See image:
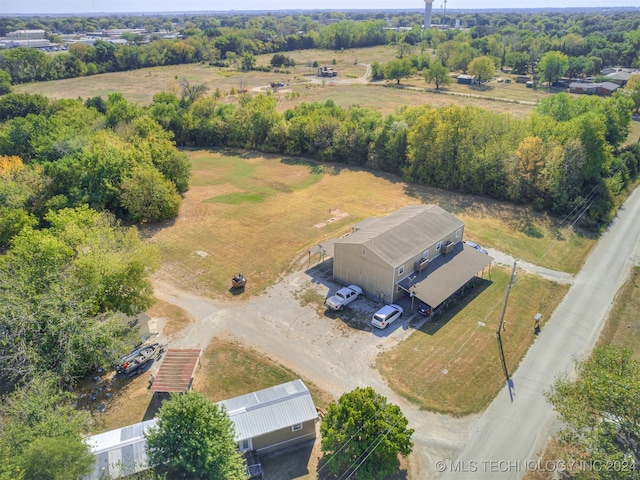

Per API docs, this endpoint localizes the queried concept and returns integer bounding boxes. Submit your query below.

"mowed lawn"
[377,267,569,416]
[144,149,594,300]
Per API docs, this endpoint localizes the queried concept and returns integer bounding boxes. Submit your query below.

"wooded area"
[0,10,639,83]
[1,8,640,478]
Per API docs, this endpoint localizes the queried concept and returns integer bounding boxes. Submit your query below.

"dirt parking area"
[150,258,479,480]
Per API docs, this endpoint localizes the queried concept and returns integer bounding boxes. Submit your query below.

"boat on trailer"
[116,343,165,376]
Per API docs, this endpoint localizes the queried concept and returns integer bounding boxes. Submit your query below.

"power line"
[334,160,631,478]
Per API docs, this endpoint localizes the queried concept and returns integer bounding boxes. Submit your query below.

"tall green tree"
[0,374,95,480]
[0,206,155,385]
[424,60,451,89]
[537,50,569,86]
[467,56,495,85]
[546,346,640,479]
[0,92,49,122]
[383,58,415,85]
[0,47,47,84]
[146,392,246,480]
[0,70,11,95]
[20,436,95,480]
[241,52,256,71]
[320,386,414,480]
[625,74,640,114]
[120,164,181,223]
[505,51,529,75]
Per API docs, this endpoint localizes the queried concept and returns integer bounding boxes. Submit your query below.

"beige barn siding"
[387,230,465,302]
[335,230,464,303]
[334,243,394,302]
[252,420,317,454]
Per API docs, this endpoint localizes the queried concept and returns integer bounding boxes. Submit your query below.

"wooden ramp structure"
[150,349,201,393]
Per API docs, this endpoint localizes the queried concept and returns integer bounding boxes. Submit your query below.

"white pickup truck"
[325,285,363,311]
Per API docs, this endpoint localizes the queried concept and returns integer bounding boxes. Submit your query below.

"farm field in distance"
[15,45,551,117]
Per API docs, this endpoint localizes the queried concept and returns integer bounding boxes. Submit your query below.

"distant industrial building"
[6,29,46,40]
[0,29,53,49]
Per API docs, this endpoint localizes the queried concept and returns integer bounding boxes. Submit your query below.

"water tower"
[424,0,434,29]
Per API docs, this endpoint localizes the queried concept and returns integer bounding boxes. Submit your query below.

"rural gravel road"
[442,185,640,479]
[152,185,640,479]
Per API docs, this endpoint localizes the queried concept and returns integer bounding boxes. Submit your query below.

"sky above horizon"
[1,0,637,15]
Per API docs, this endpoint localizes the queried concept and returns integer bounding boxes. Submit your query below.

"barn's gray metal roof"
[599,81,620,91]
[221,379,318,442]
[84,418,157,480]
[334,205,464,266]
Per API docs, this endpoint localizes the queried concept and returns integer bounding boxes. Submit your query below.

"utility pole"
[443,0,447,29]
[496,262,516,402]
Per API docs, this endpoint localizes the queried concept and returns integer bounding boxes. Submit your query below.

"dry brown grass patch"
[146,299,194,340]
[194,336,334,409]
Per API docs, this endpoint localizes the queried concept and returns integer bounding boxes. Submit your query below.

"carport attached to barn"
[397,242,492,309]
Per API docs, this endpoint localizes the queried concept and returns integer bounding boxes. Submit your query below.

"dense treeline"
[0,93,190,226]
[0,93,190,386]
[1,10,640,85]
[0,94,193,477]
[145,87,636,228]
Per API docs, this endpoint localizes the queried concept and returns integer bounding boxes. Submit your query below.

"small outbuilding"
[222,379,318,454]
[149,348,201,393]
[457,74,475,85]
[597,81,621,96]
[317,66,337,77]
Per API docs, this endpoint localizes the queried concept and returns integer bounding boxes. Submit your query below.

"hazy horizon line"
[4,5,640,16]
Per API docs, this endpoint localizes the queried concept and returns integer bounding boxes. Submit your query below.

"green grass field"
[377,267,569,416]
[139,149,590,415]
[597,266,640,358]
[196,337,333,409]
[142,149,595,300]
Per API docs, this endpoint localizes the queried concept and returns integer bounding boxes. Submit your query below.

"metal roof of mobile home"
[84,418,158,480]
[221,379,318,442]
[84,380,317,479]
[334,205,464,266]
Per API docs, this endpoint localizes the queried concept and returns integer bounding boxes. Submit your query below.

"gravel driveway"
[151,249,575,478]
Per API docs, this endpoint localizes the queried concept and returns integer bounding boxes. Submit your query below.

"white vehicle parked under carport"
[371,304,403,329]
[324,285,363,311]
